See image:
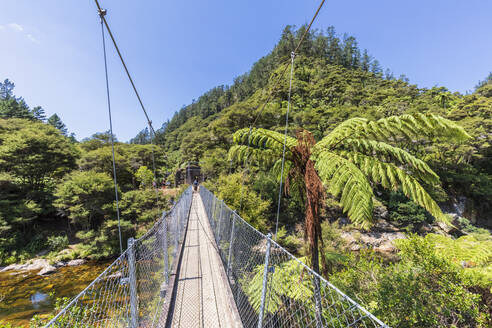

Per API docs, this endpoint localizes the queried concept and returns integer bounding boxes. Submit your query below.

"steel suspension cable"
[99,10,123,254]
[238,0,326,218]
[274,51,295,240]
[250,0,326,127]
[94,0,156,136]
[94,0,160,208]
[149,131,160,206]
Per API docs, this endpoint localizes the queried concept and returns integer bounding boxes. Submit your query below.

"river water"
[0,260,112,327]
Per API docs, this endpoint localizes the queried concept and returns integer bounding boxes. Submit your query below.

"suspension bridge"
[44,186,388,328]
[46,1,390,326]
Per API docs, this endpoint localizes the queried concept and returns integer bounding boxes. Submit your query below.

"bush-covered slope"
[149,26,491,228]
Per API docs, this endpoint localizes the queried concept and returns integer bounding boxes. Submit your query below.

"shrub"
[134,166,154,189]
[46,235,69,252]
[203,173,270,232]
[54,171,116,230]
[119,188,168,225]
[329,235,491,327]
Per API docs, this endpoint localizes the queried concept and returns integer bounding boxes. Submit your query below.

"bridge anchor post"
[257,233,272,328]
[128,237,139,328]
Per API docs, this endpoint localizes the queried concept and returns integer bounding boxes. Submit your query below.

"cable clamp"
[98,8,107,18]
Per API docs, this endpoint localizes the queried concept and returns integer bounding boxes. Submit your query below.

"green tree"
[0,79,15,99]
[80,131,117,152]
[31,106,47,122]
[0,79,34,120]
[0,119,78,189]
[119,188,167,225]
[48,113,68,136]
[200,148,229,179]
[135,165,154,189]
[204,173,270,231]
[230,113,469,273]
[54,171,116,230]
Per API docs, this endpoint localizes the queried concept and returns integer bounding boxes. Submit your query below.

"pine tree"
[48,113,68,136]
[361,49,371,72]
[31,106,46,122]
[0,79,15,100]
[371,59,383,75]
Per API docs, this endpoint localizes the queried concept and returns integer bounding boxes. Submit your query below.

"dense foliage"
[0,82,171,265]
[150,26,491,231]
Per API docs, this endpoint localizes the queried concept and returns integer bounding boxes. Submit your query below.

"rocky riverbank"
[0,259,112,327]
[0,258,87,276]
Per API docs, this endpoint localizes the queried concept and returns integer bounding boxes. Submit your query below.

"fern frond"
[313,151,374,227]
[333,139,440,185]
[316,113,470,148]
[272,158,293,183]
[228,145,279,166]
[343,152,449,223]
[425,234,492,267]
[232,128,297,155]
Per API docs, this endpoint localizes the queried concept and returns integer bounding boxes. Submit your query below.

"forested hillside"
[145,26,491,230]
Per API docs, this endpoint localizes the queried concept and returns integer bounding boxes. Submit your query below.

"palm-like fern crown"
[229,113,470,228]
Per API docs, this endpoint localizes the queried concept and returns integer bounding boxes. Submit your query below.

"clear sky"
[1,0,490,141]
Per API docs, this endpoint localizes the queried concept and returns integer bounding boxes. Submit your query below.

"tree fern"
[229,114,468,244]
[342,152,448,223]
[424,233,492,267]
[313,152,374,227]
[331,138,440,185]
[317,113,470,149]
[232,128,297,154]
[228,145,279,166]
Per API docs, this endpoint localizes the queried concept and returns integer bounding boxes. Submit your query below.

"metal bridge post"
[174,205,180,258]
[226,211,236,277]
[216,200,223,244]
[127,237,139,328]
[162,212,169,284]
[257,233,272,328]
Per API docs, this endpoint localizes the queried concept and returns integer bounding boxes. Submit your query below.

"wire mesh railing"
[44,186,193,328]
[199,186,389,328]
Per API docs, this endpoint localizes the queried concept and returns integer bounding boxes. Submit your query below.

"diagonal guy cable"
[98,9,123,254]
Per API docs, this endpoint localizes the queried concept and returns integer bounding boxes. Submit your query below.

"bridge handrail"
[43,186,193,328]
[199,186,389,328]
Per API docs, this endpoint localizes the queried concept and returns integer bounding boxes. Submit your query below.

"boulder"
[38,264,57,276]
[0,259,51,273]
[372,219,400,232]
[67,259,86,267]
[340,230,406,254]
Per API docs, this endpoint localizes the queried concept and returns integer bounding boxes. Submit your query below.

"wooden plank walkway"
[169,192,242,328]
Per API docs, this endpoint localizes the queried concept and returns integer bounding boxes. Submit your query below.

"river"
[0,260,112,327]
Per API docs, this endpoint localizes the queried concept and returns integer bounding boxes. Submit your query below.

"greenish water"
[0,260,112,327]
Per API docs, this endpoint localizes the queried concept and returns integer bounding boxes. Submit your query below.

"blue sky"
[0,0,490,141]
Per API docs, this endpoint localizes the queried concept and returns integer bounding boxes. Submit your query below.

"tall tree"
[0,79,34,120]
[48,113,68,136]
[0,120,78,189]
[326,26,342,65]
[361,49,372,72]
[31,106,47,122]
[0,79,15,100]
[230,113,469,274]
